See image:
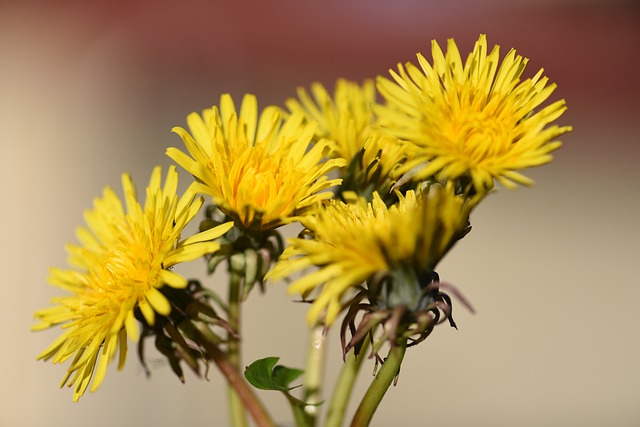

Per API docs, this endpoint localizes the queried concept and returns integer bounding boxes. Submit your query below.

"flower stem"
[289,395,315,427]
[349,343,407,427]
[228,259,248,427]
[323,339,371,427]
[194,327,276,427]
[302,324,327,427]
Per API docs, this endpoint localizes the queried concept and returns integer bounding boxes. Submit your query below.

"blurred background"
[2,0,639,426]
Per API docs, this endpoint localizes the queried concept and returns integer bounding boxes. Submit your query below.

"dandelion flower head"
[267,185,472,326]
[376,34,572,192]
[287,79,408,200]
[168,94,345,231]
[286,79,379,162]
[32,166,233,401]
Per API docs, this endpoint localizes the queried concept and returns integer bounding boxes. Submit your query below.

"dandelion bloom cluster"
[167,94,345,231]
[376,34,572,192]
[33,166,233,401]
[267,185,473,326]
[33,33,572,408]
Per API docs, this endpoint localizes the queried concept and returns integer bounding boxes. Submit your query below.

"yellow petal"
[146,287,171,316]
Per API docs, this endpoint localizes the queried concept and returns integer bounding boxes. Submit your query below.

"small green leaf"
[244,357,304,392]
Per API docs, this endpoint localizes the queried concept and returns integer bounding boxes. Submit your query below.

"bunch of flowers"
[33,35,571,427]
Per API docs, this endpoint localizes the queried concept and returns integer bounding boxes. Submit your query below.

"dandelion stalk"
[302,324,327,426]
[323,339,371,427]
[349,342,406,427]
[228,255,249,427]
[186,321,275,427]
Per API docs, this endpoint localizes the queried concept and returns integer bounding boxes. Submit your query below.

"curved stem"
[302,324,327,426]
[323,339,371,427]
[228,262,248,427]
[196,328,276,427]
[349,343,407,427]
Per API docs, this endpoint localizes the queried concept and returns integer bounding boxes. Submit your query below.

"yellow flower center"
[217,144,308,227]
[443,107,514,163]
[87,214,166,307]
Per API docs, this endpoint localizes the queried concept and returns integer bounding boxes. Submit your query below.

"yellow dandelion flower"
[339,131,408,203]
[167,94,345,231]
[286,79,377,161]
[287,79,408,201]
[267,185,472,326]
[376,34,572,192]
[32,166,233,401]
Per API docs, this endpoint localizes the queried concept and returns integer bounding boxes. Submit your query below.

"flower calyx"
[136,280,234,383]
[340,270,474,363]
[201,204,285,300]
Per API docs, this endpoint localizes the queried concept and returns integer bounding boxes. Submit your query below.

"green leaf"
[244,357,304,392]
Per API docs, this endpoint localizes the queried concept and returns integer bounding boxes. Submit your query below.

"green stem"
[323,339,371,427]
[301,324,327,426]
[194,327,276,427]
[289,395,315,427]
[228,259,248,427]
[349,343,407,427]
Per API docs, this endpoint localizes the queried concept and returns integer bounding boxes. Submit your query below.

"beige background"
[2,1,639,426]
